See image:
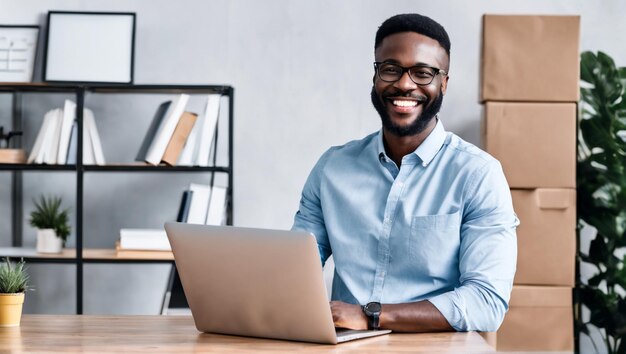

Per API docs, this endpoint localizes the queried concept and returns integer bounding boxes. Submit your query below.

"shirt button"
[422,162,428,167]
[397,182,404,187]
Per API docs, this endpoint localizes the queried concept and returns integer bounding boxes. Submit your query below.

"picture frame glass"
[0,26,39,82]
[45,12,135,83]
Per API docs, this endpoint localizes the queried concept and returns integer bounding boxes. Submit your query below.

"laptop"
[164,222,391,344]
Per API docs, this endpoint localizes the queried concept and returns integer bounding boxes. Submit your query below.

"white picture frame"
[44,11,136,84]
[0,25,39,82]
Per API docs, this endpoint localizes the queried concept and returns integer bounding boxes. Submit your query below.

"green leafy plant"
[29,195,71,245]
[0,258,29,294]
[578,51,626,354]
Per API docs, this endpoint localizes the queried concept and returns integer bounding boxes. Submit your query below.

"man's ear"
[441,75,449,95]
[373,73,376,85]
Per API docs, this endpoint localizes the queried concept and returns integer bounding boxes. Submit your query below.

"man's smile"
[385,96,427,114]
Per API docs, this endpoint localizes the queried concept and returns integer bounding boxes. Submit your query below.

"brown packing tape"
[536,188,574,210]
[481,15,580,102]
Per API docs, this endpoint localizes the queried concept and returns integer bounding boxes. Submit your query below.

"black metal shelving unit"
[1,83,234,314]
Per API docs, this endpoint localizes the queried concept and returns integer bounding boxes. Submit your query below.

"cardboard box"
[485,102,576,188]
[481,15,580,102]
[481,286,574,351]
[512,189,576,286]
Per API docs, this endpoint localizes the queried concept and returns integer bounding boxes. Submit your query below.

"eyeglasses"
[374,62,447,86]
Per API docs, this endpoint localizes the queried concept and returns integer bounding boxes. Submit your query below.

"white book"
[45,108,64,164]
[84,109,105,165]
[82,116,95,165]
[28,109,56,164]
[119,228,170,251]
[186,183,211,224]
[195,94,221,167]
[206,186,227,225]
[56,99,76,164]
[144,94,190,165]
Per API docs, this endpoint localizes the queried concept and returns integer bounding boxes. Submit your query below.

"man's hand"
[330,301,368,330]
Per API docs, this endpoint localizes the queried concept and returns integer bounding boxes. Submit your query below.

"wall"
[1,0,625,351]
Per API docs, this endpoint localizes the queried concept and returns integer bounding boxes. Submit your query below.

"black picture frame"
[43,11,137,85]
[0,25,40,82]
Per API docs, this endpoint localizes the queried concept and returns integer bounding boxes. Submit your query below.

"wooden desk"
[0,315,495,353]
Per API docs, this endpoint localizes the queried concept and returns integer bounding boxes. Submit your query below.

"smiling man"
[292,14,518,333]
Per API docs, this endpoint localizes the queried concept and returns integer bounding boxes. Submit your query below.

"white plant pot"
[36,229,63,254]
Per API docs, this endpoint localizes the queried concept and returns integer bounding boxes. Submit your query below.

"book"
[195,94,221,167]
[82,115,95,165]
[65,120,78,164]
[186,183,211,224]
[84,109,105,165]
[177,118,199,166]
[115,241,173,259]
[176,190,193,223]
[44,108,63,164]
[161,111,198,166]
[206,186,227,225]
[56,99,76,164]
[144,94,190,165]
[136,101,172,162]
[119,228,171,251]
[28,109,57,164]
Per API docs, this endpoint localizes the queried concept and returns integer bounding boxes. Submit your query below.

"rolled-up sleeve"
[292,148,335,266]
[428,159,518,332]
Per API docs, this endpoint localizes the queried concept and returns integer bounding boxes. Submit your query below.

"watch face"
[365,302,382,314]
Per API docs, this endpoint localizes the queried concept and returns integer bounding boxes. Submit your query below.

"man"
[292,14,518,332]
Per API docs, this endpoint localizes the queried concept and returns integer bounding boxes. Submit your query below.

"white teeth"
[392,100,418,107]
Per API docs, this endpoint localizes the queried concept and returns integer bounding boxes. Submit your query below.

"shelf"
[0,164,230,173]
[88,84,232,95]
[0,247,76,263]
[83,248,174,263]
[0,164,76,171]
[83,164,230,173]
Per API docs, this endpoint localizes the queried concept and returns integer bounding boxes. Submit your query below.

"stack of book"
[27,99,105,165]
[136,94,221,166]
[116,229,173,259]
[115,183,227,257]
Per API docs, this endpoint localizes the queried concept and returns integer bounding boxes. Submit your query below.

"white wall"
[2,0,625,351]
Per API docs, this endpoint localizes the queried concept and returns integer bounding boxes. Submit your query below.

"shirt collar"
[376,118,447,166]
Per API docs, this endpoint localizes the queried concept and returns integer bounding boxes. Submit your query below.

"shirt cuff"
[428,291,468,331]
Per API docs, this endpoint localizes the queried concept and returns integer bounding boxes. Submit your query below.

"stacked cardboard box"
[481,14,580,352]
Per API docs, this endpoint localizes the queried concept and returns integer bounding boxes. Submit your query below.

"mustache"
[382,91,428,103]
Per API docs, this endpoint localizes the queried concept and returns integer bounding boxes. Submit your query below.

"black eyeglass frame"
[373,62,448,86]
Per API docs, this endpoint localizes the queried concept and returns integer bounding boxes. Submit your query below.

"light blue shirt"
[292,120,518,332]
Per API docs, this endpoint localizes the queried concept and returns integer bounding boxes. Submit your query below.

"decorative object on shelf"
[0,25,39,82]
[43,11,136,84]
[29,195,71,254]
[0,126,25,163]
[577,51,626,354]
[0,258,29,327]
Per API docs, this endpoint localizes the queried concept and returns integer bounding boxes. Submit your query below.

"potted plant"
[577,51,626,354]
[29,195,71,254]
[0,258,29,327]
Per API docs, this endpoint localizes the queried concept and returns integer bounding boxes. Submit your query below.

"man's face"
[371,32,449,137]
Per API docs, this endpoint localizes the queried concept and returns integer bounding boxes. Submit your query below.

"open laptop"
[164,222,391,344]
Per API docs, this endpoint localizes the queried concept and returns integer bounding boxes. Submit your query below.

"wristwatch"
[362,302,382,330]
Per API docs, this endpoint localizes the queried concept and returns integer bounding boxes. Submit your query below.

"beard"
[370,87,444,137]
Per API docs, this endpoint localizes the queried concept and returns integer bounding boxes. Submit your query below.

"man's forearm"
[379,300,454,332]
[331,300,454,332]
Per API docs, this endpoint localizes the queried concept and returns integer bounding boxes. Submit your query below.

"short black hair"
[375,14,451,57]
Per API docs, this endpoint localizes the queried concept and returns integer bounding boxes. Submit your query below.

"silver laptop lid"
[164,222,339,344]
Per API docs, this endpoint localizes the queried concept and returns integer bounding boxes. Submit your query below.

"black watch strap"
[368,312,380,330]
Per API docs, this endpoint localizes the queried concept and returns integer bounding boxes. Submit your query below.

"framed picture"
[0,25,40,82]
[43,11,136,84]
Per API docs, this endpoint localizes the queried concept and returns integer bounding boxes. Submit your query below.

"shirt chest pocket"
[409,212,461,276]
